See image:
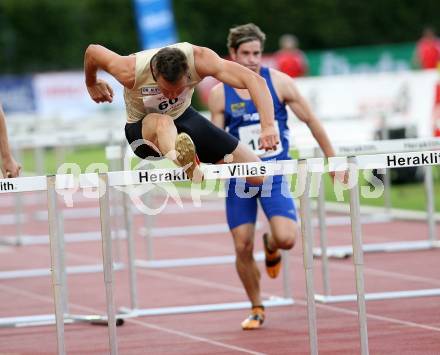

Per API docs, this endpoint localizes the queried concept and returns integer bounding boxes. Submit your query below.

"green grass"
[19,146,440,212]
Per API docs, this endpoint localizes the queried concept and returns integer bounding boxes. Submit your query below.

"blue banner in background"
[0,76,36,114]
[133,0,177,50]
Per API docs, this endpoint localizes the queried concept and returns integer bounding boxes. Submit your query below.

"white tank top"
[123,42,201,123]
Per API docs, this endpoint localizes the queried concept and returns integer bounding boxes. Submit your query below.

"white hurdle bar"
[305,137,440,260]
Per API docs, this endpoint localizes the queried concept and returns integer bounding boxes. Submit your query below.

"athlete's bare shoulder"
[191,45,224,79]
[268,67,298,102]
[268,67,292,87]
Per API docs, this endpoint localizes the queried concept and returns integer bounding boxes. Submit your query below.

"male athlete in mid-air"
[84,41,279,183]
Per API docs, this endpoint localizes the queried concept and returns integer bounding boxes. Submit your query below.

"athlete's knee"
[274,229,297,250]
[234,237,254,258]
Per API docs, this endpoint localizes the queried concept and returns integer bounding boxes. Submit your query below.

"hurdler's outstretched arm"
[193,45,279,151]
[84,44,135,103]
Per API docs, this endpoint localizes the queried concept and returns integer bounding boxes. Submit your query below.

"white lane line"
[0,283,267,355]
[310,300,440,333]
[320,258,440,286]
[126,317,267,355]
[135,266,440,333]
[2,243,440,339]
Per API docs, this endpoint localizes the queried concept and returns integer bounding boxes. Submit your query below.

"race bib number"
[238,124,282,158]
[142,88,189,115]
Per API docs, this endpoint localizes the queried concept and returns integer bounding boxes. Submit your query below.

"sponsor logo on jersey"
[141,87,161,96]
[243,112,260,122]
[230,102,246,117]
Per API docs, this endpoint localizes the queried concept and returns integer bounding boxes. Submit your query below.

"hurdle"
[303,137,440,260]
[109,159,315,318]
[3,155,383,354]
[0,174,124,355]
[0,129,124,247]
[315,150,440,305]
[86,158,327,354]
[0,146,127,281]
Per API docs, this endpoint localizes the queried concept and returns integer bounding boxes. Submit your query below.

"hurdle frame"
[304,137,440,261]
[315,151,440,305]
[113,160,307,318]
[0,174,124,355]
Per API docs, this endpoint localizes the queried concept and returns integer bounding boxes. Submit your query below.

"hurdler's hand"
[1,156,21,178]
[87,79,114,103]
[259,126,280,151]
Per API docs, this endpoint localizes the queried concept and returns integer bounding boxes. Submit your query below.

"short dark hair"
[151,47,189,83]
[227,23,266,51]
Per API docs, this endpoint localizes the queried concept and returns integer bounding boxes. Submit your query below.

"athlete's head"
[227,23,266,72]
[151,47,190,98]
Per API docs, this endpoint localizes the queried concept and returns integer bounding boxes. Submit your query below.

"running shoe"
[175,133,203,182]
[241,305,265,330]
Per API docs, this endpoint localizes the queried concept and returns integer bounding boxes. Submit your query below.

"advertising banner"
[290,69,438,146]
[133,0,177,49]
[33,71,125,119]
[0,75,36,113]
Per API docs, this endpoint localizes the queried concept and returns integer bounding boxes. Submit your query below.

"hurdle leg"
[123,190,139,310]
[11,148,24,246]
[56,212,69,314]
[424,165,436,243]
[98,173,119,355]
[298,160,318,355]
[47,176,66,355]
[106,145,124,264]
[348,157,369,355]
[317,177,331,296]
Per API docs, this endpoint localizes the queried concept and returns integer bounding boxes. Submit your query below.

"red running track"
[0,192,439,354]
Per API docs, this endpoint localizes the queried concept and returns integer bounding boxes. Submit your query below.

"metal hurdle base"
[118,296,294,318]
[135,251,265,269]
[315,288,440,303]
[313,240,440,259]
[0,313,126,328]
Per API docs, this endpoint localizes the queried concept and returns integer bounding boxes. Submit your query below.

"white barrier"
[3,150,440,354]
[0,175,124,355]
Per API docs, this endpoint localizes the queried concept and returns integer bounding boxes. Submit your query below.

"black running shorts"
[124,106,239,164]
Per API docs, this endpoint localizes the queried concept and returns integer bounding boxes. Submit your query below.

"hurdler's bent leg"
[141,113,202,180]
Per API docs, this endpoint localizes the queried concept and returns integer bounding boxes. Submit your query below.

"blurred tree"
[0,0,138,73]
[0,0,439,73]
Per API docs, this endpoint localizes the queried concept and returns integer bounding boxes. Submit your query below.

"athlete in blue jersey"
[209,23,335,330]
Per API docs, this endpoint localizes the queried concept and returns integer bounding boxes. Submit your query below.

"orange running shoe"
[175,133,203,182]
[263,233,282,279]
[241,305,265,330]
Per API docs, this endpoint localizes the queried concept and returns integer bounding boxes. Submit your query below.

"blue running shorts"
[225,174,297,230]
